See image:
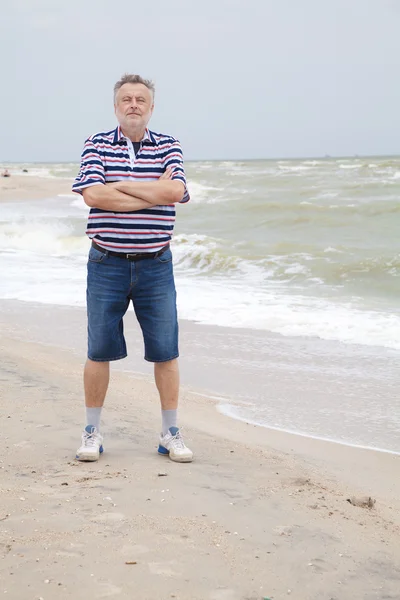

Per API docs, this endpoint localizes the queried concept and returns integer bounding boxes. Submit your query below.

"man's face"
[114,83,154,133]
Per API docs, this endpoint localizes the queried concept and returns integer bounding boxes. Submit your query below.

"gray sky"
[1,0,399,161]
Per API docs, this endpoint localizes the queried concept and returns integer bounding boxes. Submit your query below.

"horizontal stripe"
[87,219,174,233]
[88,236,170,251]
[87,227,173,234]
[89,206,175,215]
[87,218,175,225]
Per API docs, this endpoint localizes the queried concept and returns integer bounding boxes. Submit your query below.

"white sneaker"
[158,427,193,463]
[76,425,104,462]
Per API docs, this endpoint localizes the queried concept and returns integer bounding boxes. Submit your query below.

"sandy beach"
[1,177,400,600]
[0,174,74,202]
[1,333,400,600]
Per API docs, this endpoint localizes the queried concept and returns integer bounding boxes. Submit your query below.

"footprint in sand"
[308,557,332,573]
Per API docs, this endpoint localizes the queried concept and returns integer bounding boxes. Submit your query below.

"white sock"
[162,409,177,435]
[86,407,102,431]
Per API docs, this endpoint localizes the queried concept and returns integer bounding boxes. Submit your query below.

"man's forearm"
[82,185,153,212]
[110,180,184,205]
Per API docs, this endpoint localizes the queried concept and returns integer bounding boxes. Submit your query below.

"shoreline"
[218,403,400,457]
[1,297,398,456]
[1,299,400,508]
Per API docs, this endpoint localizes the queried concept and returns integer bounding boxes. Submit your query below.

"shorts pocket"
[88,246,107,263]
[156,249,173,264]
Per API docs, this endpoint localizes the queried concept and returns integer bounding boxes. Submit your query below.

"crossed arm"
[82,168,185,211]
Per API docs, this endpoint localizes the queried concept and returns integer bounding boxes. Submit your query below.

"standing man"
[72,74,193,463]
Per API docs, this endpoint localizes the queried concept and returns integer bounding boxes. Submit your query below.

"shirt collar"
[112,126,156,145]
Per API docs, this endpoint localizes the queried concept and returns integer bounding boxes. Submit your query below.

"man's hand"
[159,167,174,180]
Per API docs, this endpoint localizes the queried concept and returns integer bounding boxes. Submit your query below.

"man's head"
[114,74,155,141]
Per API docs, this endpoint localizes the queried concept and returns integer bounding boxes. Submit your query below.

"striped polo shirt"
[72,126,190,252]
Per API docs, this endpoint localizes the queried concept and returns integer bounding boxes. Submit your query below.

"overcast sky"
[1,0,399,162]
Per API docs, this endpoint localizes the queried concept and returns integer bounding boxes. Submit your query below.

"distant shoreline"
[1,154,400,165]
[0,174,74,202]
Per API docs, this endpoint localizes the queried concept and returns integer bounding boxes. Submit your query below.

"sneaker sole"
[75,453,99,462]
[169,454,193,463]
[158,446,193,463]
[76,446,104,462]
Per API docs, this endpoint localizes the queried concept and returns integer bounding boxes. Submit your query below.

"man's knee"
[154,358,179,370]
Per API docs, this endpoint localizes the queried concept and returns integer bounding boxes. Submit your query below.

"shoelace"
[83,431,99,447]
[169,430,186,450]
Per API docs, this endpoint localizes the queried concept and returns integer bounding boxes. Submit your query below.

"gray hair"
[113,74,155,102]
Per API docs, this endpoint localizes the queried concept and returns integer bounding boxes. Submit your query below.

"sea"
[1,157,399,453]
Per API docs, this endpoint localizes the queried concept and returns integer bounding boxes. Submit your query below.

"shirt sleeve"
[164,140,190,204]
[72,138,106,195]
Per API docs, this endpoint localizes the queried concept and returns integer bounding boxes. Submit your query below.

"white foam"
[324,247,343,253]
[278,165,312,173]
[70,196,88,211]
[0,253,87,307]
[175,276,400,350]
[0,220,88,256]
[314,192,339,199]
[186,181,226,204]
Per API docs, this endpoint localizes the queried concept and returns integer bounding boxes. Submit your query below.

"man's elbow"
[82,186,102,207]
[169,182,185,204]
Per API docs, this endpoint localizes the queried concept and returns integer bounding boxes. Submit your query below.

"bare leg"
[154,358,179,410]
[76,360,109,460]
[155,359,192,461]
[84,359,110,407]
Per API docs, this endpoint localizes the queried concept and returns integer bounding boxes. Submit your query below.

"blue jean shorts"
[86,245,179,363]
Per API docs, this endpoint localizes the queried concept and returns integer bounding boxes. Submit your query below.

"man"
[72,73,193,463]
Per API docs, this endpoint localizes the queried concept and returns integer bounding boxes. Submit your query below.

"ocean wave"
[0,219,88,256]
[186,181,226,204]
[173,235,400,284]
[278,165,313,173]
[173,234,249,274]
[2,157,400,352]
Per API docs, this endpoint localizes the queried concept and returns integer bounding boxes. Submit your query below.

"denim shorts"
[86,245,179,363]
